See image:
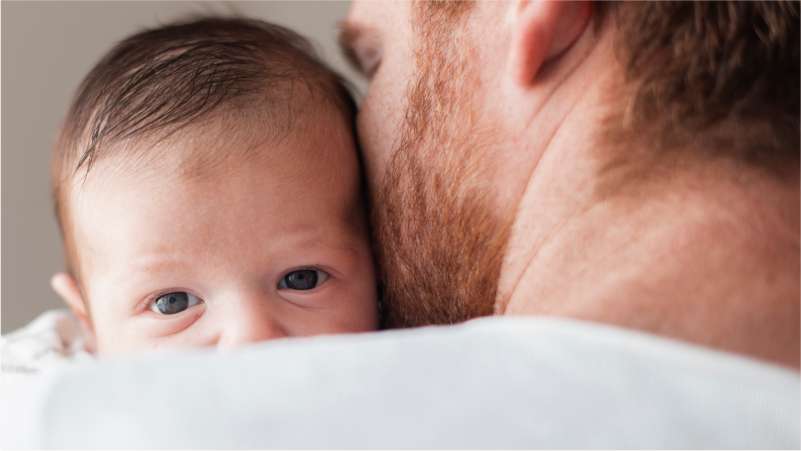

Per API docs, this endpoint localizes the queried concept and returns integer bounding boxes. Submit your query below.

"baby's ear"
[50,272,96,352]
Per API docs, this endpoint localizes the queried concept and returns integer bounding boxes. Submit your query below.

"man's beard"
[371,31,511,328]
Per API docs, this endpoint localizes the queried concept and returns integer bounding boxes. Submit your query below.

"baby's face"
[67,112,378,355]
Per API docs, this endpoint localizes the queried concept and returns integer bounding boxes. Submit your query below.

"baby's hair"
[52,16,356,277]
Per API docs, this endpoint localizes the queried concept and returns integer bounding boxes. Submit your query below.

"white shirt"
[2,313,798,448]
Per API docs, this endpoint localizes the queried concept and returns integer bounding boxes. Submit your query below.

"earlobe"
[51,272,96,351]
[509,0,592,86]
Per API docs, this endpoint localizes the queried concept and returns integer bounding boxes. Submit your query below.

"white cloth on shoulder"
[1,310,93,383]
[1,314,798,448]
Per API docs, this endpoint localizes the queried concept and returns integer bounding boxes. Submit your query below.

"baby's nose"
[216,295,289,348]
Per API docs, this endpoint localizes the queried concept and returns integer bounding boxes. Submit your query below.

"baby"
[42,16,378,356]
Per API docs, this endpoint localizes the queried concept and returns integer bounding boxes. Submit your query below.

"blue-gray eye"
[150,292,202,315]
[278,269,329,290]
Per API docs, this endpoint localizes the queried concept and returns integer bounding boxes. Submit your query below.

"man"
[340,0,799,367]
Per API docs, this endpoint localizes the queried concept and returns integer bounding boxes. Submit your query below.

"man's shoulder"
[6,316,798,448]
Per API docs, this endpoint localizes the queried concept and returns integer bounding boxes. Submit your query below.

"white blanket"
[2,315,798,448]
[1,310,91,382]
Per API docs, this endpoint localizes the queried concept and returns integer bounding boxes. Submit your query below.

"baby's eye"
[149,292,202,315]
[278,269,329,291]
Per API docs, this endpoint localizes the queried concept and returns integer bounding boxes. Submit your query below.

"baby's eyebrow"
[129,253,193,273]
[103,253,196,309]
[284,229,364,257]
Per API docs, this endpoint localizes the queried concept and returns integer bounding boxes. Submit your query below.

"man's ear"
[51,272,96,351]
[508,0,592,86]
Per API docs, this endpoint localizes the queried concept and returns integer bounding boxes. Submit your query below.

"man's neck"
[498,99,800,367]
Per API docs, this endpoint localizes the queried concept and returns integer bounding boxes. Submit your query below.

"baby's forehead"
[52,17,361,278]
[68,107,363,271]
[83,97,355,182]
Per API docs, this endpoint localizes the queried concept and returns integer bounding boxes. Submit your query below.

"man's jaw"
[492,28,618,316]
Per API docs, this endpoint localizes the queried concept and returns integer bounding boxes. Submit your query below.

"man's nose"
[216,294,288,349]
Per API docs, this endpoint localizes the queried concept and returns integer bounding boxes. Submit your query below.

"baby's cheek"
[137,305,206,337]
[331,277,380,332]
[353,282,381,331]
[351,251,380,330]
[93,306,212,356]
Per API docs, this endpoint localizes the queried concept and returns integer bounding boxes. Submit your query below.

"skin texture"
[52,106,378,355]
[342,1,799,367]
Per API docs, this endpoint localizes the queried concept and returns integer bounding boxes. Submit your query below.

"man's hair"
[52,16,355,276]
[603,1,799,173]
[422,1,799,173]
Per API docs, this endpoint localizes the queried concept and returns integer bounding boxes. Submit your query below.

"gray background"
[1,1,360,332]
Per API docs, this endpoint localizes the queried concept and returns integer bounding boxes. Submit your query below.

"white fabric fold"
[2,315,798,448]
